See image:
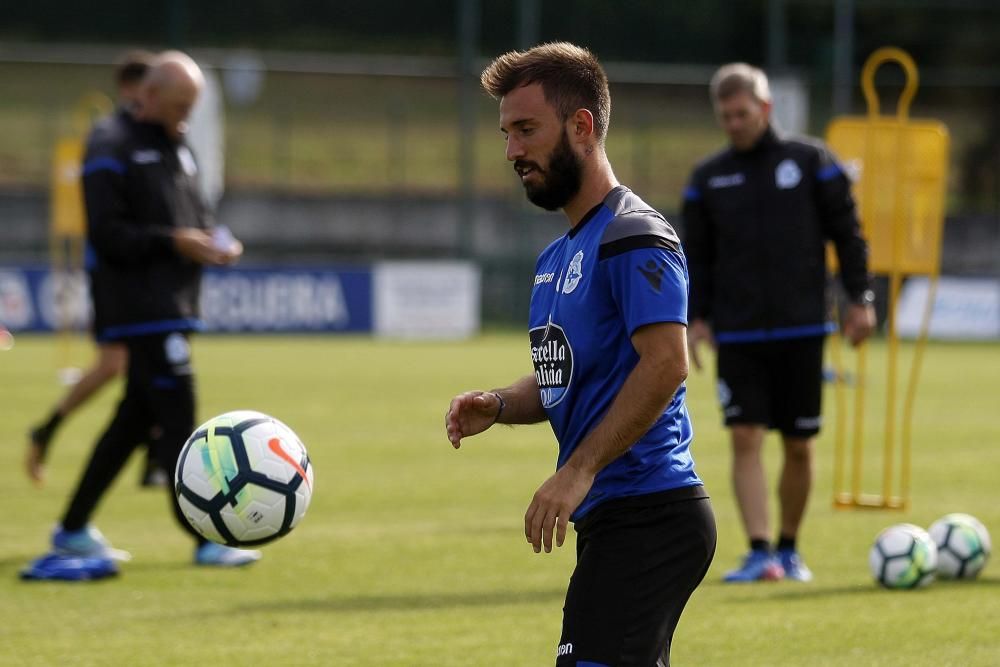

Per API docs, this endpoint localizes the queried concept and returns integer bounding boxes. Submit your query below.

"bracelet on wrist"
[489,391,506,425]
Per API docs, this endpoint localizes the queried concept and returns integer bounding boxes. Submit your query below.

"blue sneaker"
[195,542,262,567]
[21,552,119,581]
[52,525,132,562]
[777,548,814,582]
[723,550,785,582]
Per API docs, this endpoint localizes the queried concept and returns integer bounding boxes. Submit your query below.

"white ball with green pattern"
[175,410,314,547]
[869,523,938,589]
[928,513,991,580]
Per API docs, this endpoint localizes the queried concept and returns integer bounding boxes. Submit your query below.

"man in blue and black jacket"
[36,51,259,572]
[682,62,875,583]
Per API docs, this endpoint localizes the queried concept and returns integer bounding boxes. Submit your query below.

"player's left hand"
[524,465,594,554]
[843,303,876,346]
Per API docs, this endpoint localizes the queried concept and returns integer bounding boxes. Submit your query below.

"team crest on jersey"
[529,321,574,408]
[775,159,802,189]
[562,251,584,294]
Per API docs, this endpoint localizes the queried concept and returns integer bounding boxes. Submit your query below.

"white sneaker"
[194,542,262,567]
[52,524,132,562]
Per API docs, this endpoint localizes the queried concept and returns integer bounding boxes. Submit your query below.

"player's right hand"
[173,228,243,266]
[687,318,715,371]
[445,391,502,449]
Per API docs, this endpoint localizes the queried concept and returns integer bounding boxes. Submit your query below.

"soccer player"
[682,63,875,583]
[26,51,259,575]
[26,50,169,490]
[445,43,716,667]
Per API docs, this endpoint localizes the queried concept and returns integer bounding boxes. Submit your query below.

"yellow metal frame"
[828,48,948,510]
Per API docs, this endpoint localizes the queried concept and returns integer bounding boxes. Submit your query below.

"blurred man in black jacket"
[683,62,875,583]
[41,51,259,570]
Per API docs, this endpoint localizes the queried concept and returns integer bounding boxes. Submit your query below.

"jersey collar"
[567,185,627,239]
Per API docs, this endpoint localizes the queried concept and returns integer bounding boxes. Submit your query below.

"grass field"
[1,333,999,666]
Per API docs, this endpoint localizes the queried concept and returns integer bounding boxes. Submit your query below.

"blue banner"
[0,265,373,334]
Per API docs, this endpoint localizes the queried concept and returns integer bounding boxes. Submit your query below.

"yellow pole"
[830,323,848,506]
[50,92,112,374]
[870,49,917,508]
[900,277,936,508]
[850,341,867,501]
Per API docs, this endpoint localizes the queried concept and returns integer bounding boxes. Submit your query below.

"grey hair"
[710,63,771,104]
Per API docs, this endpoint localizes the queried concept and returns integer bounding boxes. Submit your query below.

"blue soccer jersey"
[528,186,703,520]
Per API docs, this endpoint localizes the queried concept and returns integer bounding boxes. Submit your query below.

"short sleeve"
[603,246,689,337]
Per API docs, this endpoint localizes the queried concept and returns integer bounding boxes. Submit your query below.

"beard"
[516,130,583,211]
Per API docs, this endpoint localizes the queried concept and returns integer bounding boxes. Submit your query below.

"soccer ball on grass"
[869,523,937,589]
[175,410,314,546]
[928,513,991,580]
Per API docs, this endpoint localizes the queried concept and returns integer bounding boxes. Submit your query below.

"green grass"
[1,333,999,666]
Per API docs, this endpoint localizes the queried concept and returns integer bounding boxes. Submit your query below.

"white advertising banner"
[896,276,1000,340]
[373,261,481,339]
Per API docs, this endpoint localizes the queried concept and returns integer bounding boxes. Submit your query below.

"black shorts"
[557,486,716,667]
[716,336,825,437]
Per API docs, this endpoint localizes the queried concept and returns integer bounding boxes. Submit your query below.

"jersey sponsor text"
[708,173,745,189]
[534,272,555,286]
[529,323,573,408]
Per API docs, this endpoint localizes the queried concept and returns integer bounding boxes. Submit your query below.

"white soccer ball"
[175,410,314,546]
[869,523,938,589]
[928,513,991,580]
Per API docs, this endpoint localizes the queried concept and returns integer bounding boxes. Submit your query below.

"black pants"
[557,488,717,667]
[61,332,203,544]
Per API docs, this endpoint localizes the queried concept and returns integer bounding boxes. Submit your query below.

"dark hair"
[115,49,155,86]
[481,41,611,143]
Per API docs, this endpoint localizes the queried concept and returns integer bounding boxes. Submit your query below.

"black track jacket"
[681,126,871,342]
[82,111,209,340]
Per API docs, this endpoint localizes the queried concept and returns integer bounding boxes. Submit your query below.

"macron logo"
[556,643,573,657]
[636,259,667,293]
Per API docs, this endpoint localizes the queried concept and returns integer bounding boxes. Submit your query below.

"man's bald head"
[136,50,204,140]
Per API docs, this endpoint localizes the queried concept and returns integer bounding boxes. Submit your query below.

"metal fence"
[4,46,1000,208]
[1,43,997,324]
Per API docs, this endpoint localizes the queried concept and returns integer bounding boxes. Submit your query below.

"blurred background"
[0,0,998,328]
